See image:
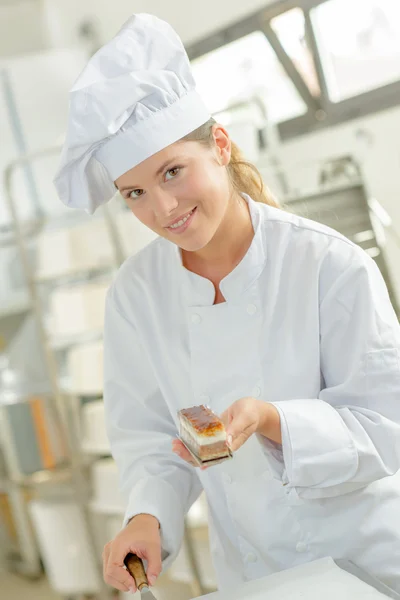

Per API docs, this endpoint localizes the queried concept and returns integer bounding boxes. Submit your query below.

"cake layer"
[179,405,226,441]
[180,426,230,461]
[198,441,230,461]
[180,418,226,445]
[179,405,229,461]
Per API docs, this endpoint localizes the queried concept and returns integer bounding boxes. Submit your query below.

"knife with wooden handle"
[124,553,157,599]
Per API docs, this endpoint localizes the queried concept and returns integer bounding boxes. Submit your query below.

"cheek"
[180,166,228,203]
[179,171,206,196]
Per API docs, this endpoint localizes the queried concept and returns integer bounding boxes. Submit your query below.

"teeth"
[169,209,194,229]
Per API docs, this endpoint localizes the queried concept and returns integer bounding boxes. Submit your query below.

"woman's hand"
[103,513,161,594]
[172,398,282,465]
[221,397,282,451]
[172,439,210,470]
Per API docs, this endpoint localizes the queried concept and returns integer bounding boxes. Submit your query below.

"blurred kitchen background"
[0,1,400,599]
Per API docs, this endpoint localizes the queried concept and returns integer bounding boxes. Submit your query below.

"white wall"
[0,48,88,222]
[0,0,47,57]
[42,0,276,48]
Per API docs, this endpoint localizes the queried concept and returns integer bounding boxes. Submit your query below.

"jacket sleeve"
[103,284,203,569]
[260,242,400,499]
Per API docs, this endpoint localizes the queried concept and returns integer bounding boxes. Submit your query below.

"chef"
[54,13,400,597]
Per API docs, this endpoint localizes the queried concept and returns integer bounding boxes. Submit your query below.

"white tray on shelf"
[81,441,110,456]
[49,330,103,351]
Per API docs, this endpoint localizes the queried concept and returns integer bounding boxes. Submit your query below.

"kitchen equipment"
[125,553,157,600]
[29,498,101,595]
[48,280,109,339]
[66,340,103,396]
[80,399,110,454]
[195,557,398,600]
[0,355,67,476]
[36,218,115,280]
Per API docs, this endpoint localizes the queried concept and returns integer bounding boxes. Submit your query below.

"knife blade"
[124,553,157,599]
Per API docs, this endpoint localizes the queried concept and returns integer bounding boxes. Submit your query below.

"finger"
[106,548,136,591]
[220,409,231,428]
[102,544,110,580]
[229,430,253,451]
[172,439,187,451]
[226,416,255,451]
[142,546,162,586]
[176,451,198,467]
[102,543,110,563]
[105,573,132,593]
[172,441,198,466]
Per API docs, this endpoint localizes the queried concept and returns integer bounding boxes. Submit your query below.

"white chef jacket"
[103,194,400,592]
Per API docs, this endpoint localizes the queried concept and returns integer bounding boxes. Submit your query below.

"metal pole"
[0,69,43,217]
[102,202,126,268]
[183,522,206,597]
[0,406,42,576]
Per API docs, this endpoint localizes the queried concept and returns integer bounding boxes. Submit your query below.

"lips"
[165,207,196,229]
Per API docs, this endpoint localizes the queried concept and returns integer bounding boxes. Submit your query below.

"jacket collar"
[170,194,267,306]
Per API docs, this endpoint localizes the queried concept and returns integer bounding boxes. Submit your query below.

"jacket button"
[224,474,232,484]
[296,542,308,553]
[191,313,202,324]
[247,304,257,315]
[253,386,261,397]
[245,553,258,563]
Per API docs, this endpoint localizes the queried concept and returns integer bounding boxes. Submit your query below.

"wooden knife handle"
[124,553,149,591]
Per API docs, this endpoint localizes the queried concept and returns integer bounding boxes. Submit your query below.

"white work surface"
[194,558,392,600]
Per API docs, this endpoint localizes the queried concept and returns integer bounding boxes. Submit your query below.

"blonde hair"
[181,118,279,207]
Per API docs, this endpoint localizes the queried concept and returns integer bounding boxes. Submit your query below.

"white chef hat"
[54,13,211,213]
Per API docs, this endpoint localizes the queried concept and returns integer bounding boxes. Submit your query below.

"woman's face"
[115,125,233,252]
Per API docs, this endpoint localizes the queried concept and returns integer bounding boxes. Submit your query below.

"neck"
[182,194,254,279]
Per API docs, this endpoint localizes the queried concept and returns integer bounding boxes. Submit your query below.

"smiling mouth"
[165,207,196,229]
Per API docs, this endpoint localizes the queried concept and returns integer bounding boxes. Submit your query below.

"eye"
[128,189,145,199]
[165,167,181,181]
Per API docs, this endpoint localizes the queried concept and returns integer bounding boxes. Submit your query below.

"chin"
[177,239,210,252]
[176,231,215,252]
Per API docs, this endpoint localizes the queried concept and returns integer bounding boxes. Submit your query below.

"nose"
[151,188,178,219]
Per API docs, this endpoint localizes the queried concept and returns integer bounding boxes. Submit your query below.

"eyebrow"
[118,156,184,192]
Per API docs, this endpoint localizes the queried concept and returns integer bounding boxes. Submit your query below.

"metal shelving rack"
[2,147,208,600]
[2,146,125,600]
[283,177,400,318]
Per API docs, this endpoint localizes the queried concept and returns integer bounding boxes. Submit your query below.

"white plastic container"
[28,498,101,595]
[48,281,109,339]
[36,219,114,280]
[66,340,104,395]
[81,399,110,454]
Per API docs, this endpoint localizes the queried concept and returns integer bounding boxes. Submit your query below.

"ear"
[211,123,232,166]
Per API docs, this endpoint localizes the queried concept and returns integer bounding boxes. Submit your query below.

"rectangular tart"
[178,405,230,462]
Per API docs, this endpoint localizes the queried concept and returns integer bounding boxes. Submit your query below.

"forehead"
[115,139,205,187]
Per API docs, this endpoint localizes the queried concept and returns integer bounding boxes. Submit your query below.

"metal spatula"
[124,553,157,599]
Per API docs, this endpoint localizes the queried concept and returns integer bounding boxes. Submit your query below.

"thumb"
[225,412,252,451]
